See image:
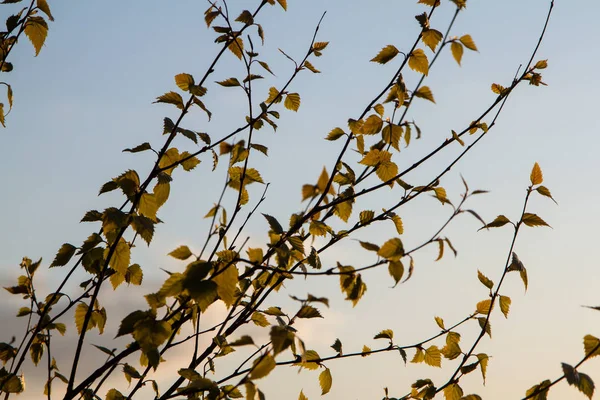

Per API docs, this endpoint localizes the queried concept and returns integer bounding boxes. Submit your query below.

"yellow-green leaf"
[534,59,548,69]
[424,345,441,367]
[378,238,404,261]
[169,245,193,260]
[451,41,464,65]
[319,368,332,395]
[477,270,494,289]
[154,92,184,109]
[362,114,383,135]
[228,37,244,60]
[75,303,92,334]
[459,34,478,51]
[414,86,435,103]
[530,162,543,185]
[408,49,429,75]
[250,354,276,380]
[24,16,48,56]
[284,93,301,111]
[37,0,54,21]
[477,353,489,383]
[499,295,511,318]
[392,215,403,234]
[374,329,394,340]
[388,260,404,285]
[481,215,511,229]
[422,29,443,52]
[435,316,445,329]
[298,390,308,400]
[50,243,77,268]
[521,213,550,227]
[213,264,239,308]
[175,73,194,91]
[411,348,424,363]
[376,161,398,182]
[370,45,400,64]
[476,299,492,315]
[108,238,130,275]
[444,383,463,400]
[583,335,600,359]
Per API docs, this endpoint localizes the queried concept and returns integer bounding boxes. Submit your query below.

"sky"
[1,0,600,399]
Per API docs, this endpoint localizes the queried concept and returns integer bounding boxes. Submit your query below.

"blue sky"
[1,0,600,399]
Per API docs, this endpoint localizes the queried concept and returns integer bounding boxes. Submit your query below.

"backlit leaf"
[422,29,443,52]
[175,73,194,91]
[424,345,441,367]
[480,215,511,230]
[108,238,130,275]
[459,35,478,51]
[250,355,276,380]
[477,270,494,289]
[374,329,394,340]
[228,37,244,60]
[50,243,76,268]
[370,45,400,64]
[362,114,383,135]
[319,368,332,395]
[521,213,550,227]
[388,260,404,285]
[499,295,511,318]
[24,16,48,56]
[451,41,463,65]
[476,299,492,315]
[578,372,595,399]
[583,335,600,359]
[169,246,193,260]
[378,238,404,261]
[408,49,429,75]
[37,0,54,21]
[444,383,463,400]
[435,316,445,329]
[530,162,543,185]
[284,93,301,111]
[414,86,435,103]
[154,92,184,109]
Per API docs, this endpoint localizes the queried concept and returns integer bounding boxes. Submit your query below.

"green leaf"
[132,318,172,351]
[169,245,193,260]
[370,45,400,64]
[50,243,77,267]
[284,93,301,111]
[126,264,144,285]
[319,368,332,395]
[251,312,269,327]
[522,213,550,227]
[175,73,194,91]
[250,354,276,379]
[408,48,429,75]
[24,16,48,56]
